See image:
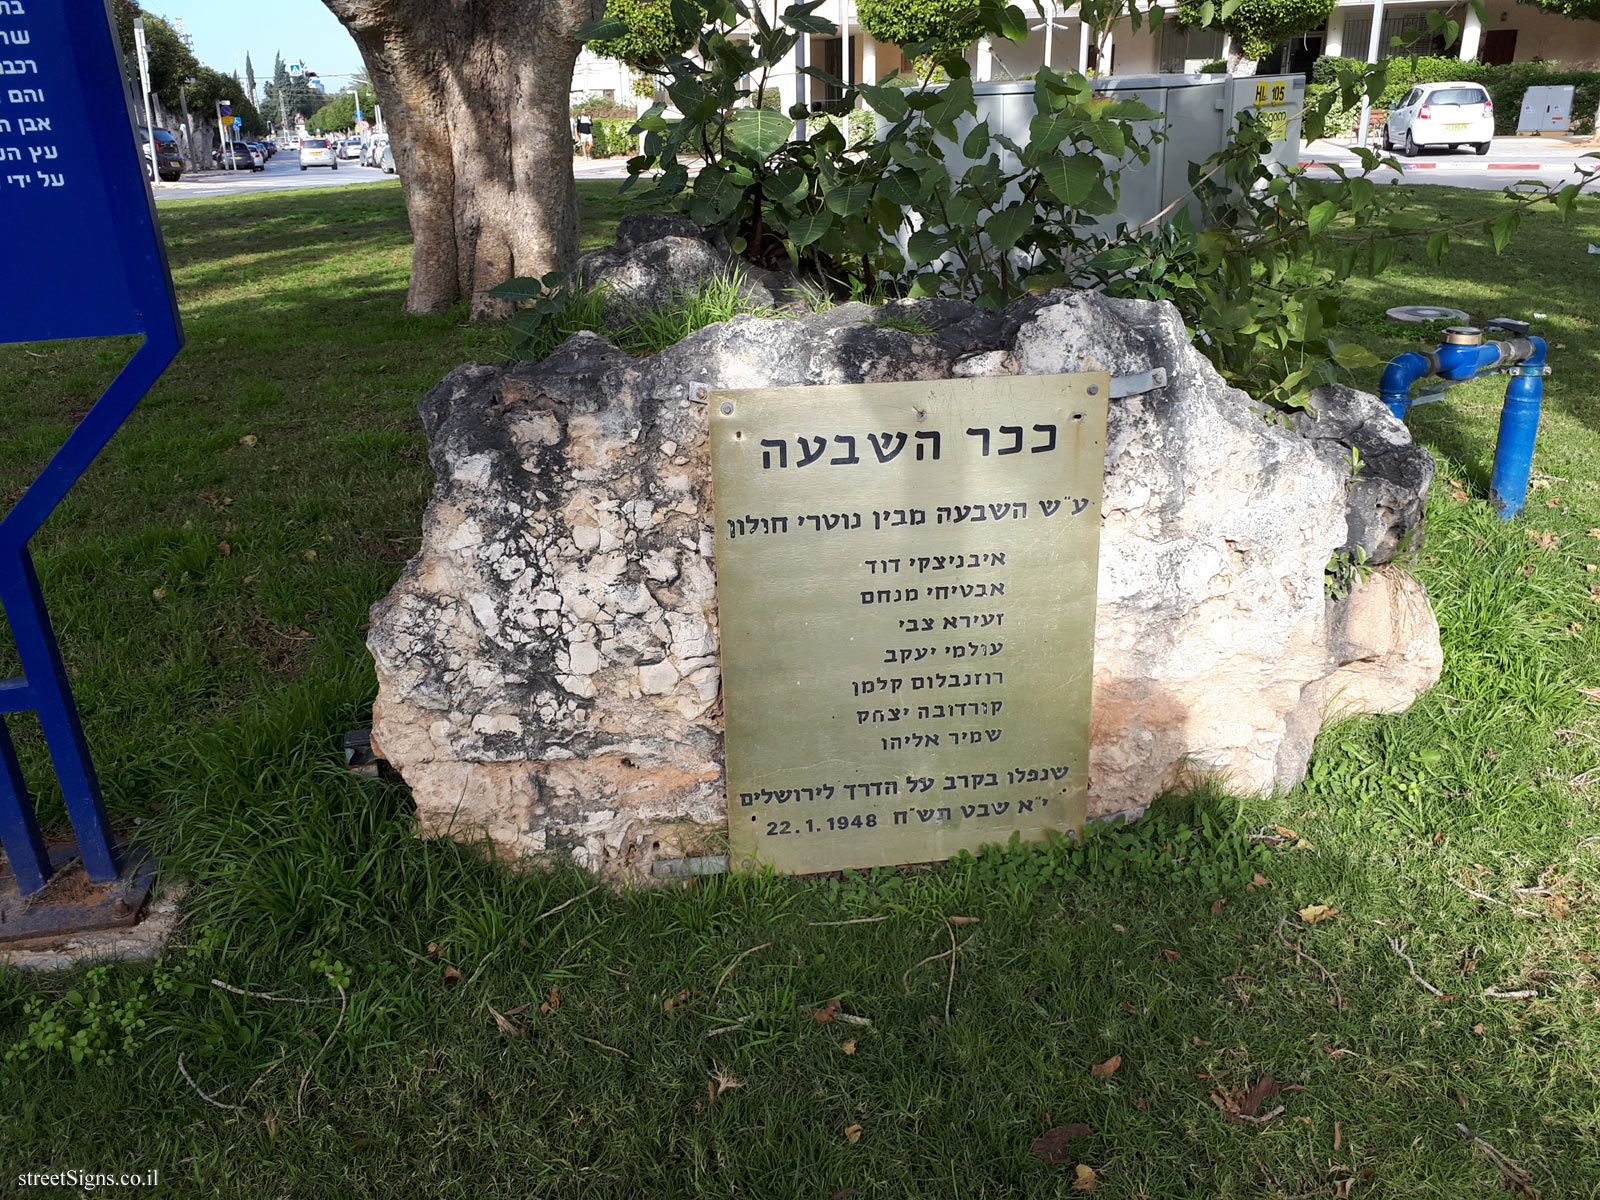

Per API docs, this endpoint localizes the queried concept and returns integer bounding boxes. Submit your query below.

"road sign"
[0,0,184,898]
[288,62,303,77]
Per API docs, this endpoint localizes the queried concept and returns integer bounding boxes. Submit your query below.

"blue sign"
[0,0,184,897]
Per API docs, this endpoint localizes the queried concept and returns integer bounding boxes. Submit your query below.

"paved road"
[1301,134,1597,192]
[154,147,633,200]
[154,147,396,200]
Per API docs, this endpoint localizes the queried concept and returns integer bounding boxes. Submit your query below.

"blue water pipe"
[1379,322,1547,519]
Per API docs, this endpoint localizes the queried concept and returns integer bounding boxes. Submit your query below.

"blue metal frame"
[0,0,184,896]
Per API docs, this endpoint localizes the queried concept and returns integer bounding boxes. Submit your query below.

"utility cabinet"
[933,74,1304,235]
[1517,85,1575,135]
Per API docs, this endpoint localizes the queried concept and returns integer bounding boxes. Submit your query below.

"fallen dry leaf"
[844,1123,863,1144]
[1473,1023,1486,1035]
[1579,687,1600,704]
[540,985,560,1014]
[1193,1037,1214,1047]
[1112,924,1126,934]
[442,965,461,985]
[1527,529,1559,551]
[1450,488,1470,503]
[840,1038,857,1055]
[947,915,980,926]
[217,541,231,557]
[1210,898,1225,915]
[488,1005,525,1037]
[1091,1055,1122,1081]
[805,998,843,1024]
[1273,824,1298,839]
[239,434,257,446]
[1072,1163,1098,1191]
[1163,949,1182,961]
[1298,904,1339,924]
[1029,1122,1094,1164]
[1292,838,1317,852]
[1252,873,1269,888]
[1212,1076,1281,1123]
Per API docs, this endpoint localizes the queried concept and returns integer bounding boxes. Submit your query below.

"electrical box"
[1517,85,1575,135]
[929,75,1304,238]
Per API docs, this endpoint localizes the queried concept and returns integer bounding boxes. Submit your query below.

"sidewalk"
[1300,134,1595,175]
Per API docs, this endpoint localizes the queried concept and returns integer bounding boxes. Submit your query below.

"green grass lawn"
[1,179,1599,1198]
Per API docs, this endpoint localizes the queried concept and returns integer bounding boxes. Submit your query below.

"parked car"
[246,141,269,165]
[300,137,339,170]
[379,142,395,173]
[216,141,262,171]
[339,138,364,160]
[363,136,389,167]
[136,126,184,181]
[1384,82,1494,157]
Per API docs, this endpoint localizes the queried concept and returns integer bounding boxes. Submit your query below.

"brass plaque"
[710,373,1109,875]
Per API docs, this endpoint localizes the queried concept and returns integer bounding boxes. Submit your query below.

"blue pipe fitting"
[1381,328,1547,522]
[1489,336,1546,519]
[1380,351,1433,418]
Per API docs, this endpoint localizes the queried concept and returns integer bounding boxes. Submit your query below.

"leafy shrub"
[1312,55,1600,133]
[1199,59,1229,73]
[585,0,704,67]
[808,106,879,146]
[856,0,984,51]
[591,117,640,158]
[1177,0,1336,62]
[565,2,1591,408]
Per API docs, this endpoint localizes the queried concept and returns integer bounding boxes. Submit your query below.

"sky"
[152,0,367,87]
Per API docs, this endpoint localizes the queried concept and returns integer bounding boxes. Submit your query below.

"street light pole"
[132,19,158,183]
[1355,0,1387,150]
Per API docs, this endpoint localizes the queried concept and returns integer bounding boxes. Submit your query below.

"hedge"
[590,117,639,158]
[1310,55,1599,134]
[808,106,880,145]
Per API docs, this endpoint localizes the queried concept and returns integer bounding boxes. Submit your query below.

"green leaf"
[786,210,832,248]
[1040,153,1100,207]
[725,107,795,159]
[824,182,874,216]
[766,167,810,205]
[1331,343,1380,369]
[1426,230,1450,263]
[486,277,552,301]
[1306,200,1338,237]
[998,3,1029,40]
[782,3,837,33]
[962,119,991,159]
[858,83,910,123]
[907,229,943,266]
[984,205,1033,252]
[1487,210,1518,255]
[879,170,921,207]
[576,15,628,41]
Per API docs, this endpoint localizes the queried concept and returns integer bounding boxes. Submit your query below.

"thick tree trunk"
[322,0,600,316]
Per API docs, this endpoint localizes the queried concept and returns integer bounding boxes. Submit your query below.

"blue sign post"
[0,0,184,902]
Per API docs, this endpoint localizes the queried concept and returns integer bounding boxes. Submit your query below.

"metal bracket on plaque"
[1109,367,1169,399]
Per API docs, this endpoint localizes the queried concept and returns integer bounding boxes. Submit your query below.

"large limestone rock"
[367,291,1441,873]
[575,213,799,321]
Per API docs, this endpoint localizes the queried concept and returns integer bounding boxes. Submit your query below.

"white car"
[300,137,339,170]
[1384,82,1494,157]
[339,138,364,160]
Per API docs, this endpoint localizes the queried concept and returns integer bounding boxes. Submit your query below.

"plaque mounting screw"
[1087,385,1099,395]
[720,402,734,415]
[696,386,709,401]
